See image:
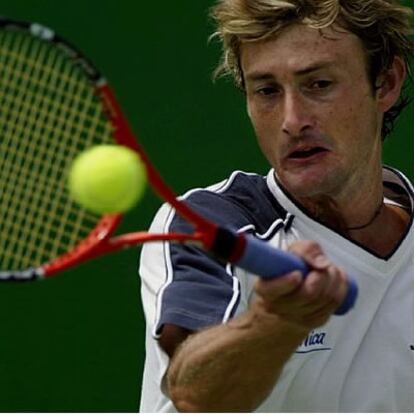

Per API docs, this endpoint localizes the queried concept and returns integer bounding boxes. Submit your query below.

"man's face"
[241,24,384,201]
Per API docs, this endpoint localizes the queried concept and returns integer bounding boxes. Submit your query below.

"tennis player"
[139,0,414,411]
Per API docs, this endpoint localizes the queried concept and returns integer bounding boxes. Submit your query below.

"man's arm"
[161,241,349,412]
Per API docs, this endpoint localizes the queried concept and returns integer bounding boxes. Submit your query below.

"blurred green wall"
[0,0,412,411]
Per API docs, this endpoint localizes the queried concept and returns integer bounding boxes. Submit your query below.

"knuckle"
[288,240,329,269]
[305,240,322,251]
[255,271,302,298]
[304,268,339,303]
[289,239,321,253]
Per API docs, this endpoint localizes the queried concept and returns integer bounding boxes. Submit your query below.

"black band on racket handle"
[212,228,358,315]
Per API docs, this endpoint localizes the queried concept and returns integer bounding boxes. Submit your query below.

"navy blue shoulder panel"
[176,172,287,231]
[155,172,287,335]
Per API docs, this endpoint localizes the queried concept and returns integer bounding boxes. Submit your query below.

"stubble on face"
[241,24,384,228]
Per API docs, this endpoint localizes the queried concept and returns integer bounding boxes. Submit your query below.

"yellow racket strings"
[0,29,114,270]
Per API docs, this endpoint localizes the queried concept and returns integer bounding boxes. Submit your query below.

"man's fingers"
[255,270,303,299]
[253,240,350,330]
[288,240,330,270]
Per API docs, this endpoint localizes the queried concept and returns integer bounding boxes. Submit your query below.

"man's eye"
[257,87,278,96]
[310,80,332,89]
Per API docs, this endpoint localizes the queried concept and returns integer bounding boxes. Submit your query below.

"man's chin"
[277,172,337,199]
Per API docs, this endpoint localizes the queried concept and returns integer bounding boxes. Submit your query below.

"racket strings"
[0,28,113,270]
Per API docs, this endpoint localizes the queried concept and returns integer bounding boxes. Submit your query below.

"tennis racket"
[0,17,357,315]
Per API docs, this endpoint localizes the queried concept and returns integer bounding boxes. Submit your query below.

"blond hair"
[210,0,414,138]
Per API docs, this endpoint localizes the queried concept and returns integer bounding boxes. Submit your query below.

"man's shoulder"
[185,170,270,205]
[171,170,288,233]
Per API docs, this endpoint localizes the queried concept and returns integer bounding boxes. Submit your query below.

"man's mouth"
[288,147,328,160]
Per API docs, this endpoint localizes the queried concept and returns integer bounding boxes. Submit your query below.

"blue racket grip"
[234,234,358,315]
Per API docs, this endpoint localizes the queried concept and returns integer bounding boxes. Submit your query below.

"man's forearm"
[166,304,309,412]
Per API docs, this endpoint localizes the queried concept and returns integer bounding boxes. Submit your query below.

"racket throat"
[210,228,246,263]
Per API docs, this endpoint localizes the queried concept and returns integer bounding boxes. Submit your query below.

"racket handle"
[214,230,358,315]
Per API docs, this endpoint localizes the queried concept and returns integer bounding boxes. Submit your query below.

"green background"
[0,0,413,411]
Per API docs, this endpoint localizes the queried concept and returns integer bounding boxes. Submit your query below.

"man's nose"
[281,92,313,137]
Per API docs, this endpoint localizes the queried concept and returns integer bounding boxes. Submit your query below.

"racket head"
[0,17,135,279]
[0,17,216,281]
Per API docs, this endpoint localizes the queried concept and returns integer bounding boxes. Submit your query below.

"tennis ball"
[68,145,147,214]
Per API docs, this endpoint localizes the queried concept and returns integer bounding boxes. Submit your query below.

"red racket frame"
[42,84,219,277]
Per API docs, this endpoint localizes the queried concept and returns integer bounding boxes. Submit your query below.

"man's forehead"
[240,24,363,77]
[244,61,338,82]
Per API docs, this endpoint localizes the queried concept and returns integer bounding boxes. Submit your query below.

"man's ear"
[376,56,406,113]
[247,101,252,119]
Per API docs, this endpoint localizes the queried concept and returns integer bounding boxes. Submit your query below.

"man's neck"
[295,187,410,258]
[348,203,410,257]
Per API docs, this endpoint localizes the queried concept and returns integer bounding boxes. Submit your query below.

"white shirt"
[139,167,414,412]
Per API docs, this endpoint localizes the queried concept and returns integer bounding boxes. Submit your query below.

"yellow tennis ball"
[68,145,147,214]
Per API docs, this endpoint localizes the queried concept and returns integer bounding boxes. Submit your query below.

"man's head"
[210,1,413,203]
[211,0,414,139]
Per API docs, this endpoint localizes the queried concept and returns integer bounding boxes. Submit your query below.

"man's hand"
[254,240,348,330]
[165,241,348,412]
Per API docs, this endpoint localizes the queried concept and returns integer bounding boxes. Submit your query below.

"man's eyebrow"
[244,61,336,82]
[295,62,336,76]
[244,72,275,83]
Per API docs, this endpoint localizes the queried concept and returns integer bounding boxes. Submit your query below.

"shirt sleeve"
[139,172,285,337]
[139,190,248,337]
